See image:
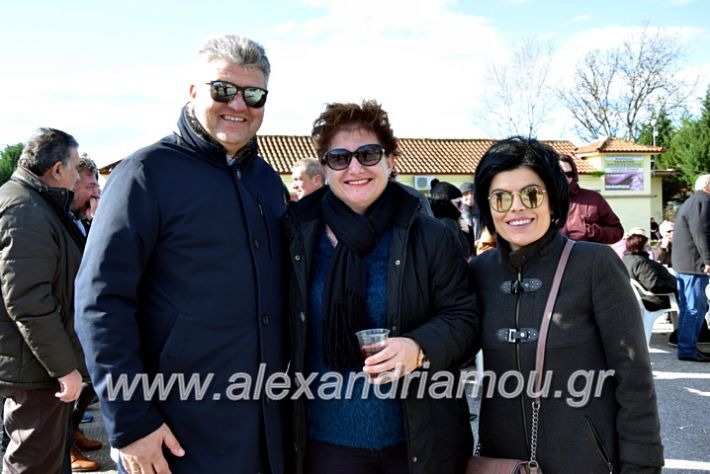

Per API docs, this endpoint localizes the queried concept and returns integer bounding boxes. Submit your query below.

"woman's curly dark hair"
[311,100,401,160]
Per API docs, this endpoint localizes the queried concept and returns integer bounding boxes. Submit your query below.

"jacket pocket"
[584,416,614,473]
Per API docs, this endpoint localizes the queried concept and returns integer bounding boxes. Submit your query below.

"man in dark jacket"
[559,154,624,244]
[671,174,710,362]
[75,34,288,473]
[0,127,85,473]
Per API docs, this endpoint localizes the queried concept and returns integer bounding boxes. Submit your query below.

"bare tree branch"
[476,37,556,138]
[558,25,696,142]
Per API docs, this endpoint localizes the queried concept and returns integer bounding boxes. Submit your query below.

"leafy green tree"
[637,107,674,149]
[0,144,23,185]
[664,87,710,196]
[637,108,686,201]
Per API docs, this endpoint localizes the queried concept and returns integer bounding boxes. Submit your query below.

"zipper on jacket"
[584,416,613,473]
[256,198,273,258]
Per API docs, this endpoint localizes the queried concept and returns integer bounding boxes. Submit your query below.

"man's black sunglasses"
[206,80,268,108]
[321,144,385,171]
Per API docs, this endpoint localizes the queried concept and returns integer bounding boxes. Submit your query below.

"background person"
[75,34,288,473]
[559,154,624,244]
[429,181,472,257]
[623,227,677,311]
[68,154,103,471]
[470,137,663,473]
[670,174,710,362]
[285,100,477,474]
[459,182,483,252]
[654,219,674,267]
[0,127,85,473]
[291,157,325,199]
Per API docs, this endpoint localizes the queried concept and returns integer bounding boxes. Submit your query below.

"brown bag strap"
[533,239,575,396]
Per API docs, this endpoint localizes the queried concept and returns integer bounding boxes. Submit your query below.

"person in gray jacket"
[0,128,85,473]
[470,136,663,473]
[671,174,710,362]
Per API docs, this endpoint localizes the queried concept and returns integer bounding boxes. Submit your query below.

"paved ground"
[79,322,709,473]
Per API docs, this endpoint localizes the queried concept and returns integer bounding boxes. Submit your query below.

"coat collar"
[11,167,74,215]
[174,103,258,168]
[497,226,564,270]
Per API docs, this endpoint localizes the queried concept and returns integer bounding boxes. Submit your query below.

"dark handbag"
[466,240,574,474]
[466,455,536,474]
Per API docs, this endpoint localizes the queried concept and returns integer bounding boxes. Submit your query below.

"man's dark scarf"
[321,183,398,371]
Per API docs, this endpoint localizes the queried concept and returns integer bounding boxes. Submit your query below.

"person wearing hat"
[429,181,471,256]
[459,182,483,254]
[623,227,677,311]
[654,220,674,267]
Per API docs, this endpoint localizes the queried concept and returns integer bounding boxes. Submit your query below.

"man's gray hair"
[293,158,324,180]
[694,174,710,191]
[18,127,78,176]
[198,34,270,82]
[77,153,98,178]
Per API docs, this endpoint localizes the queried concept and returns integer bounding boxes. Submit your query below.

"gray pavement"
[78,322,709,473]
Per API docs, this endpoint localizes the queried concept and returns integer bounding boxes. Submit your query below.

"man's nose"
[228,91,248,109]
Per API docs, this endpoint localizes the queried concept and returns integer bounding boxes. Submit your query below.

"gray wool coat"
[469,230,663,474]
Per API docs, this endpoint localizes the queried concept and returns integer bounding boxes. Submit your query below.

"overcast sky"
[1,0,709,166]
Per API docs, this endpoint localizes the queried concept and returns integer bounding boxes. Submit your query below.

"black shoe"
[678,352,710,362]
[698,323,710,343]
[668,330,678,347]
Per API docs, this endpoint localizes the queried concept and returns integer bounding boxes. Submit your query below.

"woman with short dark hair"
[469,136,663,473]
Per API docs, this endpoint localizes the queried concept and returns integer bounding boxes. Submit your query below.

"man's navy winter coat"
[75,107,287,473]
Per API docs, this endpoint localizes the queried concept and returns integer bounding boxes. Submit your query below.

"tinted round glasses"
[321,144,385,171]
[206,80,268,108]
[488,184,546,213]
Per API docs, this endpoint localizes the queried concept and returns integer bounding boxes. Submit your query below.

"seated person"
[623,227,677,311]
[653,220,673,267]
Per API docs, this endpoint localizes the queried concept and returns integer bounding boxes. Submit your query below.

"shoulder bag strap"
[528,238,575,469]
[534,238,575,394]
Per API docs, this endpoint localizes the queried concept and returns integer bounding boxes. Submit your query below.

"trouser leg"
[677,273,709,357]
[0,387,72,474]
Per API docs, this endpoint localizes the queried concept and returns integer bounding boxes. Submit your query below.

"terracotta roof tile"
[576,137,664,154]
[100,135,590,175]
[257,136,582,175]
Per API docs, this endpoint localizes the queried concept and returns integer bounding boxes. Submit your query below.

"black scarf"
[321,183,398,370]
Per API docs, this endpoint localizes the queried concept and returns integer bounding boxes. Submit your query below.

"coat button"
[391,325,397,332]
[412,456,418,463]
[294,255,301,261]
[261,314,269,325]
[253,239,260,249]
[395,259,401,266]
[299,311,306,322]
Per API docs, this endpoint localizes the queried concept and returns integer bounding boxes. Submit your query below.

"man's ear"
[50,160,64,178]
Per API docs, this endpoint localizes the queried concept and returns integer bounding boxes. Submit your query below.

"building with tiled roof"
[254,135,582,177]
[97,134,671,234]
[99,136,582,178]
[576,137,664,156]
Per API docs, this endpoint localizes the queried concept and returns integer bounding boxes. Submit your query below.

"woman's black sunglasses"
[206,80,268,108]
[321,144,385,171]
